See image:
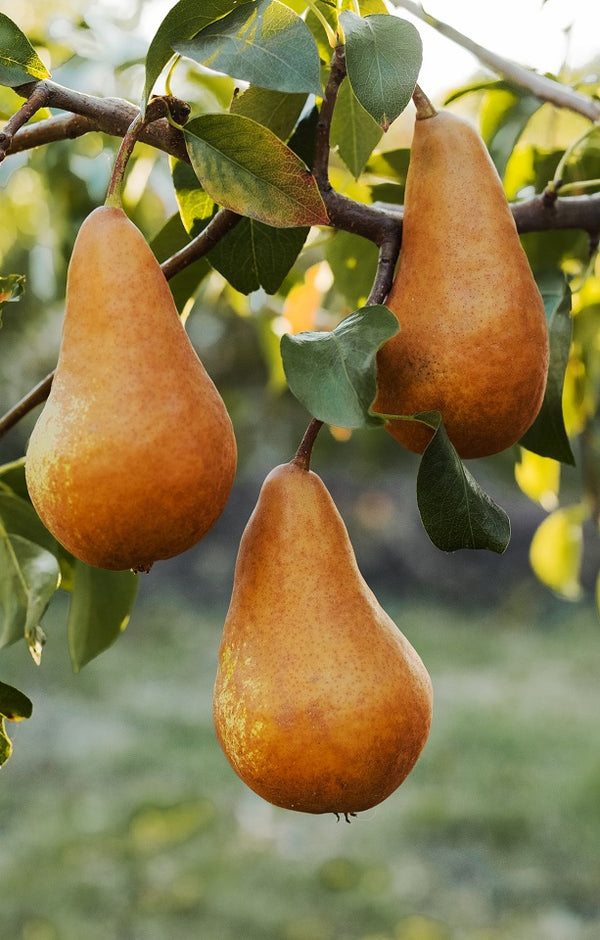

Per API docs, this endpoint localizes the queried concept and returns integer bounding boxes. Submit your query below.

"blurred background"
[1,1,599,938]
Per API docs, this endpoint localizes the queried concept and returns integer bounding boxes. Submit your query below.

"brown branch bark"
[1,80,189,164]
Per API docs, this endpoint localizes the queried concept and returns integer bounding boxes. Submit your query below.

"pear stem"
[104,112,146,208]
[293,418,324,471]
[412,84,437,121]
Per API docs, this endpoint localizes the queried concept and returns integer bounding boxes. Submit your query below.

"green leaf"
[479,85,542,179]
[150,212,211,312]
[0,680,32,720]
[174,0,322,96]
[0,465,75,589]
[416,418,511,553]
[0,717,12,767]
[67,562,139,673]
[0,532,61,654]
[209,217,309,293]
[0,273,25,326]
[0,491,58,556]
[520,272,575,465]
[143,0,250,107]
[325,229,379,309]
[331,75,383,178]
[184,113,328,227]
[340,11,422,130]
[281,305,399,428]
[0,13,50,87]
[230,85,307,140]
[172,158,216,237]
[0,457,29,500]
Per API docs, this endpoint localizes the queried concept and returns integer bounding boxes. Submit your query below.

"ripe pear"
[26,206,236,571]
[373,107,549,458]
[213,459,433,816]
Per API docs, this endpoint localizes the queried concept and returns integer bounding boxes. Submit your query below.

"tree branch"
[375,191,600,238]
[392,0,600,123]
[313,45,346,189]
[1,80,189,164]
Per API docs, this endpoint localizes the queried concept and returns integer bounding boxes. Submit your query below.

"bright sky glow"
[396,0,600,96]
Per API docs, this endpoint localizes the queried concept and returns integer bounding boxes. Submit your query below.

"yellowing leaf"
[329,426,353,442]
[562,346,593,438]
[529,505,588,600]
[515,448,560,510]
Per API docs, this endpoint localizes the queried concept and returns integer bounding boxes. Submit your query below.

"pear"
[373,107,549,459]
[213,459,433,816]
[26,206,236,571]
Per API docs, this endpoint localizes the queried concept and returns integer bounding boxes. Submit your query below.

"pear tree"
[0,1,599,771]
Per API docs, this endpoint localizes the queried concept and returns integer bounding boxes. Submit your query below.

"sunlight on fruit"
[514,448,560,510]
[529,504,588,600]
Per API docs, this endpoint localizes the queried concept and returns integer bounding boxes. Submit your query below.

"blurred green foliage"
[0,592,598,938]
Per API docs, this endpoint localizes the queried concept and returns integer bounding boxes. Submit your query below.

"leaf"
[0,490,59,553]
[150,212,211,312]
[143,0,250,106]
[280,305,399,428]
[479,86,542,179]
[520,272,575,465]
[0,532,61,653]
[184,113,328,227]
[209,217,309,293]
[416,418,511,553]
[514,449,560,511]
[171,158,216,237]
[0,680,32,720]
[325,229,379,309]
[331,75,383,179]
[0,717,12,768]
[340,11,422,130]
[529,504,587,600]
[0,13,50,87]
[230,85,307,140]
[174,0,322,96]
[67,562,139,673]
[172,151,308,291]
[0,457,29,500]
[0,273,25,326]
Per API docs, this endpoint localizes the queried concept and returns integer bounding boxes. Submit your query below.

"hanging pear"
[373,99,549,458]
[213,458,433,816]
[26,206,237,571]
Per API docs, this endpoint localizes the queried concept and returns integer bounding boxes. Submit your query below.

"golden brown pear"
[26,206,237,571]
[213,459,433,816]
[373,107,549,458]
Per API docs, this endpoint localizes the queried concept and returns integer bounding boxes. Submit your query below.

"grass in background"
[0,589,598,940]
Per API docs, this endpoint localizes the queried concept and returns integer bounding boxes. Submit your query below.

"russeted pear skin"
[213,461,433,816]
[25,206,237,571]
[373,110,549,458]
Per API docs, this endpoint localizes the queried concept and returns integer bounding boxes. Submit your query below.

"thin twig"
[392,0,600,123]
[0,373,54,438]
[313,45,347,189]
[161,208,242,279]
[0,82,52,161]
[367,234,402,305]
